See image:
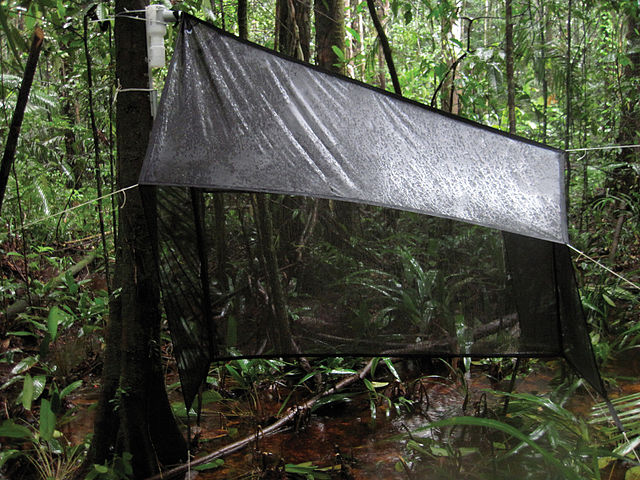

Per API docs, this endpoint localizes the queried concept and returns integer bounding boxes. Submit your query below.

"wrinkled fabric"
[139,15,604,407]
[141,15,568,244]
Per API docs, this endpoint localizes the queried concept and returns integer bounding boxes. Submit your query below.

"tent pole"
[502,357,521,416]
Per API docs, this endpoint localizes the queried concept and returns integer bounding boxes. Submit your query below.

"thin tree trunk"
[238,0,248,39]
[219,0,226,30]
[505,0,515,134]
[254,194,299,353]
[564,0,572,212]
[0,27,44,214]
[83,15,111,293]
[539,0,548,143]
[213,194,229,292]
[608,202,627,264]
[366,0,401,95]
[296,0,311,62]
[611,2,640,196]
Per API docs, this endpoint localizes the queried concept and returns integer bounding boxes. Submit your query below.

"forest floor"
[49,352,640,480]
[2,240,639,479]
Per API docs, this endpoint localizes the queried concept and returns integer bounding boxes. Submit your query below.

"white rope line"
[567,144,640,153]
[93,15,177,25]
[116,88,156,92]
[568,244,640,291]
[22,184,139,229]
[113,79,157,104]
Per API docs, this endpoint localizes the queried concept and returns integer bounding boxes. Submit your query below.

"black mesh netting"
[141,15,603,407]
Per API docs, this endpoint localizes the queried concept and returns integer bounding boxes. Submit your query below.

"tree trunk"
[505,0,515,134]
[254,194,299,353]
[81,1,187,477]
[315,0,362,235]
[564,0,572,212]
[213,194,229,292]
[612,2,640,195]
[60,57,83,188]
[237,0,248,39]
[0,28,44,215]
[539,0,548,143]
[315,0,345,74]
[277,0,311,61]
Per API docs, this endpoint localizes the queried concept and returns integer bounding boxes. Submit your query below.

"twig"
[63,231,113,246]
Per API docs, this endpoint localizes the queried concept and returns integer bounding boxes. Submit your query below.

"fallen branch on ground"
[304,314,518,354]
[3,252,98,325]
[144,358,375,480]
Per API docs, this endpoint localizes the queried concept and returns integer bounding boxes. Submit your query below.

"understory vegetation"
[1,0,639,479]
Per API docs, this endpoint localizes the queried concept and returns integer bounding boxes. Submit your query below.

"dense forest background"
[0,0,639,478]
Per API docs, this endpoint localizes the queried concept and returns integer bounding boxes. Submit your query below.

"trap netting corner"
[141,14,603,407]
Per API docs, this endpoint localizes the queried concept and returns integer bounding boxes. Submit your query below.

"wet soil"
[54,354,640,480]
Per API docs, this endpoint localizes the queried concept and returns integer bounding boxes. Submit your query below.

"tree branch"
[365,0,401,95]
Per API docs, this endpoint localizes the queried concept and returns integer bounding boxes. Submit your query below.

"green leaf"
[1,375,24,391]
[32,376,46,402]
[598,457,615,470]
[311,392,355,412]
[370,381,389,388]
[370,357,380,377]
[226,316,237,346]
[626,466,640,480]
[6,331,37,337]
[383,357,401,381]
[96,3,108,21]
[64,271,78,294]
[602,294,616,307]
[0,420,32,439]
[416,417,582,480]
[285,463,332,479]
[47,306,64,341]
[331,45,345,62]
[200,389,222,404]
[363,378,375,392]
[327,368,357,375]
[39,398,56,441]
[21,374,34,410]
[11,356,38,375]
[615,435,640,457]
[194,459,224,471]
[0,450,22,469]
[430,446,451,456]
[56,0,66,19]
[93,464,109,474]
[122,452,134,475]
[59,380,83,400]
[345,26,361,43]
[0,6,24,67]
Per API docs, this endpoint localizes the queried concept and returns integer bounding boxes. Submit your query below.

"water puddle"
[58,358,640,479]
